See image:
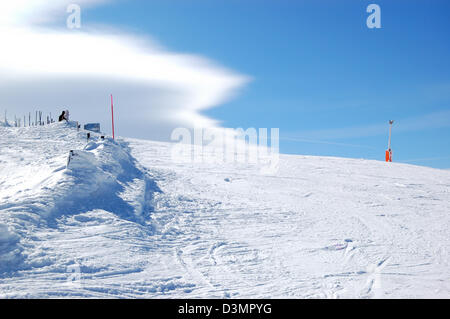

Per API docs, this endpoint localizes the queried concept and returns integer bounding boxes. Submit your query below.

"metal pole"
[111,94,115,140]
[388,121,393,150]
[386,120,394,162]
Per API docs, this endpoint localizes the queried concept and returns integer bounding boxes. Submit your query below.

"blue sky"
[3,0,449,168]
[81,0,450,168]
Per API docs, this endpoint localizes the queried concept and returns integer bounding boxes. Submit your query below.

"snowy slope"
[0,124,449,298]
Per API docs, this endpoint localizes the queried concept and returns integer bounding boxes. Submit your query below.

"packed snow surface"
[0,123,449,298]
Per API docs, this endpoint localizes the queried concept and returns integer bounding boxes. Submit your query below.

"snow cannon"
[385,149,392,162]
[386,120,394,162]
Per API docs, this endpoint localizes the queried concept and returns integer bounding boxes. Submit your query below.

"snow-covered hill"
[0,123,449,298]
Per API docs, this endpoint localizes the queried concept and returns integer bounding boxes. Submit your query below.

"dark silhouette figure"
[58,111,67,122]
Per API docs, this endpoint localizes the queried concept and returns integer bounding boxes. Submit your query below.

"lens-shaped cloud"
[0,0,250,140]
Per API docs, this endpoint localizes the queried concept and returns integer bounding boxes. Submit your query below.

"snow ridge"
[51,137,160,223]
[0,122,160,276]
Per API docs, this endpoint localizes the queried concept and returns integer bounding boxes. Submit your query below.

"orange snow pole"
[111,94,115,140]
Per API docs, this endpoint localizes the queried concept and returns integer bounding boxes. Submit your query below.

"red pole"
[111,94,115,140]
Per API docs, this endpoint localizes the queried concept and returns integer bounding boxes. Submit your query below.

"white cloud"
[285,110,450,141]
[0,0,108,26]
[0,0,250,140]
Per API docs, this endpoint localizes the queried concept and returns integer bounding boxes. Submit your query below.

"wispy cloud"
[0,1,250,140]
[284,110,450,142]
[0,0,108,26]
[280,137,377,150]
[399,156,450,164]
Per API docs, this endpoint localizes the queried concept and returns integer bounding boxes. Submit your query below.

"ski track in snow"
[0,123,449,298]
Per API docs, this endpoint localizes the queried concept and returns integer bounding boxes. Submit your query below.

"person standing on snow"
[58,111,67,122]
